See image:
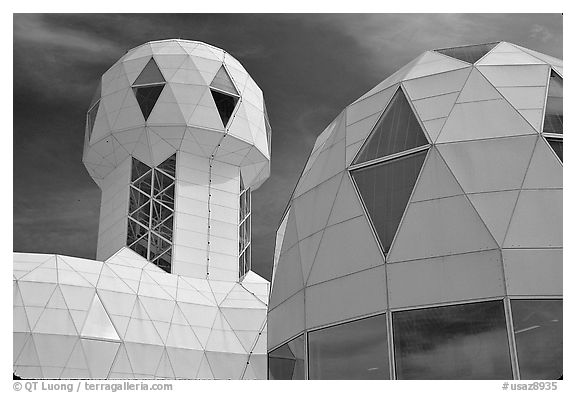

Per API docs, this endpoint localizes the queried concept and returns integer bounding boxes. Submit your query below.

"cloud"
[530,24,554,43]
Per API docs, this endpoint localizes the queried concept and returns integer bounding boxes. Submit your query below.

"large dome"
[268,42,562,380]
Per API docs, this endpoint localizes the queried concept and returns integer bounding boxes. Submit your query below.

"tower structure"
[14,40,271,379]
[268,42,562,380]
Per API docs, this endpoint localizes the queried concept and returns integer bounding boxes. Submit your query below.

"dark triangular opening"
[353,88,428,165]
[543,70,563,134]
[131,157,152,181]
[435,42,498,64]
[133,85,165,120]
[351,149,427,255]
[133,57,165,86]
[545,137,563,163]
[210,65,238,96]
[87,101,100,141]
[211,89,238,127]
[157,154,176,178]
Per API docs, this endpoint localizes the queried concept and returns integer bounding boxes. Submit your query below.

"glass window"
[435,42,498,64]
[511,299,562,380]
[545,138,563,163]
[239,175,251,279]
[210,65,239,96]
[126,155,176,273]
[133,85,165,120]
[393,300,512,379]
[543,70,563,134]
[133,58,165,86]
[351,150,427,254]
[211,90,238,127]
[268,334,305,380]
[308,313,390,380]
[353,88,428,165]
[86,101,100,141]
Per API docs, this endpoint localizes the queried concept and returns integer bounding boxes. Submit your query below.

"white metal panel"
[478,64,549,87]
[267,290,305,351]
[268,243,303,310]
[497,87,547,110]
[346,85,395,125]
[504,190,562,248]
[437,99,537,143]
[456,68,501,103]
[412,92,459,121]
[388,195,498,263]
[403,67,471,100]
[438,135,536,193]
[305,265,387,329]
[388,250,504,309]
[468,190,520,246]
[503,249,562,296]
[411,148,462,202]
[523,138,563,189]
[307,215,385,285]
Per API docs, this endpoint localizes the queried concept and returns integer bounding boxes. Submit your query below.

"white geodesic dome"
[268,42,562,380]
[83,39,271,190]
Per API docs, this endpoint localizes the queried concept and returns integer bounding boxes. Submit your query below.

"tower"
[14,40,271,379]
[268,42,562,380]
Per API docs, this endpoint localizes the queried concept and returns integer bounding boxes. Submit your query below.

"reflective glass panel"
[546,138,563,163]
[393,301,512,379]
[352,150,427,254]
[87,101,100,141]
[268,334,305,380]
[210,66,239,96]
[211,90,238,127]
[308,313,390,380]
[511,300,562,380]
[436,42,498,64]
[131,158,152,182]
[543,71,563,134]
[133,58,165,86]
[353,88,428,165]
[157,154,176,178]
[133,85,165,121]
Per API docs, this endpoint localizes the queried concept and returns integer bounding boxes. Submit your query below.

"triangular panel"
[210,89,238,128]
[411,147,463,202]
[353,88,428,165]
[543,70,563,134]
[352,149,427,254]
[133,58,165,86]
[211,65,239,96]
[81,293,120,341]
[468,190,520,245]
[435,42,498,64]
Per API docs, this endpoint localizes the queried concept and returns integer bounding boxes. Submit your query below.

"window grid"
[239,176,251,279]
[127,155,176,273]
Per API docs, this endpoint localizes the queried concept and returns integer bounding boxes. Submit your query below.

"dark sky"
[13,14,562,280]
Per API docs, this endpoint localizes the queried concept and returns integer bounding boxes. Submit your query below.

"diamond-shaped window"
[210,65,239,128]
[435,42,498,64]
[132,58,166,121]
[353,88,428,165]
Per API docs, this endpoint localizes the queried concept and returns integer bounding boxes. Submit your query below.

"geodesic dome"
[268,42,562,380]
[83,39,271,191]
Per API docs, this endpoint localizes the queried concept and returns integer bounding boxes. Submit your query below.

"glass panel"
[129,234,149,259]
[211,90,238,127]
[131,158,152,182]
[129,201,151,227]
[127,218,148,246]
[132,169,153,195]
[436,42,498,64]
[546,138,563,163]
[393,300,512,380]
[155,184,175,210]
[245,244,251,273]
[133,85,165,121]
[268,334,305,380]
[87,101,100,141]
[153,248,172,273]
[354,89,428,165]
[149,232,171,261]
[153,215,173,240]
[157,154,176,178]
[133,58,165,86]
[511,299,562,380]
[151,201,173,229]
[210,65,239,96]
[308,313,389,380]
[129,186,150,215]
[543,71,563,134]
[352,150,427,254]
[153,170,174,197]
